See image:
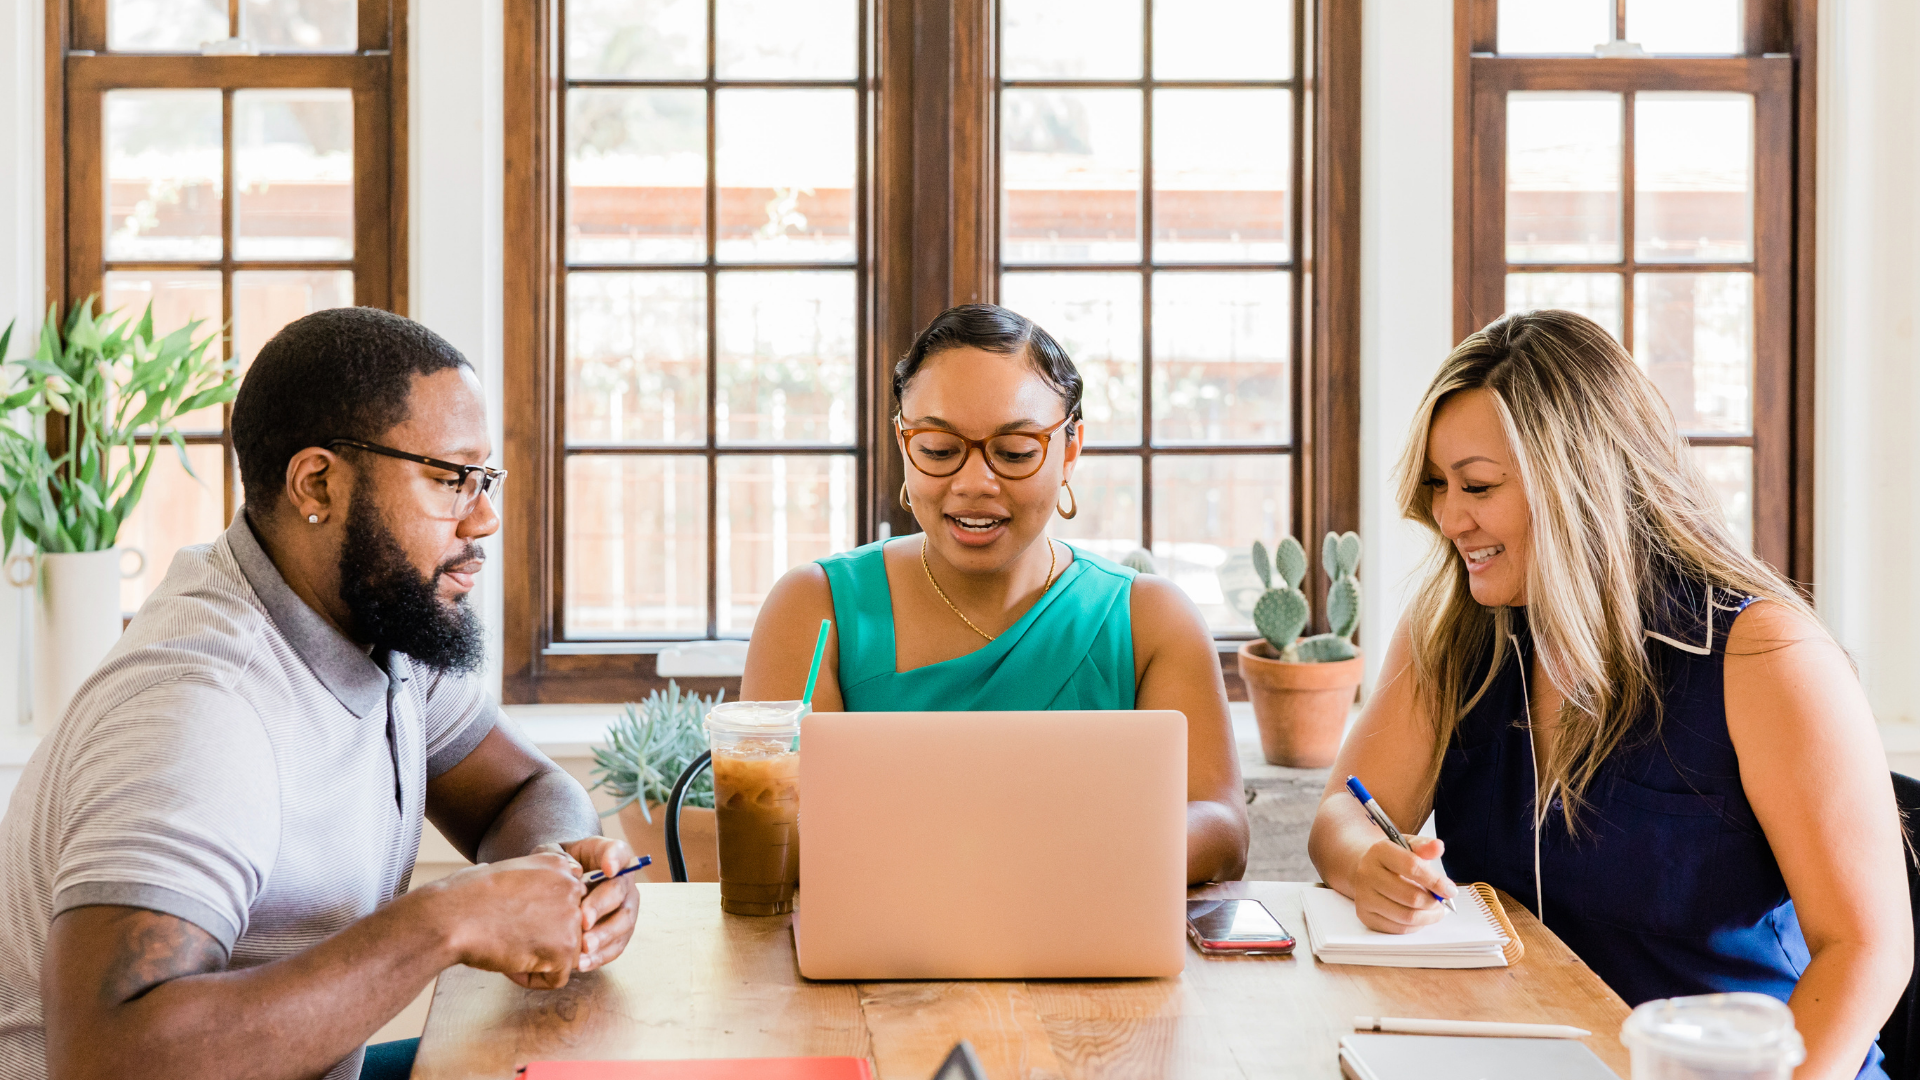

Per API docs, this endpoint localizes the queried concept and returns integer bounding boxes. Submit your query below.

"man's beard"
[337,491,486,675]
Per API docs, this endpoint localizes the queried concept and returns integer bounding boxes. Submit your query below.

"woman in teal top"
[743,304,1249,884]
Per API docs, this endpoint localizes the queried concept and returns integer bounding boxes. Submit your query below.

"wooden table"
[413,881,1630,1079]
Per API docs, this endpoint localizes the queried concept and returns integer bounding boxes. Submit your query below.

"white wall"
[1359,0,1455,683]
[1814,0,1920,725]
[408,0,507,698]
[0,0,43,734]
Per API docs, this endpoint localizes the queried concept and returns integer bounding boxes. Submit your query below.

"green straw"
[801,618,832,706]
[794,618,831,752]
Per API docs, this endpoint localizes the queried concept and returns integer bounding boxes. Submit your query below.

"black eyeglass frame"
[326,438,508,508]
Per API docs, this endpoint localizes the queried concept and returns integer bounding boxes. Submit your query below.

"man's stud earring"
[308,514,320,524]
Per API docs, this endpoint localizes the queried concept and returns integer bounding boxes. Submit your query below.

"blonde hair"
[1396,309,1816,832]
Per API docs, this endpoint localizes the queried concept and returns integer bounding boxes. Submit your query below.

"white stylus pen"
[1354,1016,1591,1039]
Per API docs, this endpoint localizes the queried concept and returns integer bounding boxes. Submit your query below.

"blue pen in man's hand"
[1344,775,1456,913]
[582,854,652,885]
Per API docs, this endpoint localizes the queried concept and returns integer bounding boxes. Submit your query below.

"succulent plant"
[590,681,724,819]
[1120,547,1157,575]
[1250,531,1363,663]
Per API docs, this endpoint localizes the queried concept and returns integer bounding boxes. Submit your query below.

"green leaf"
[1328,575,1362,640]
[1250,540,1271,590]
[1293,634,1358,664]
[1253,588,1309,656]
[1335,532,1362,579]
[1275,535,1307,590]
[66,301,103,353]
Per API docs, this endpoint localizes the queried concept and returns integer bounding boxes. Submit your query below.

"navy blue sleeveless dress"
[1432,582,1886,1079]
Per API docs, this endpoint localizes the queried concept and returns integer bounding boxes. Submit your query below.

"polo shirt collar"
[227,509,390,718]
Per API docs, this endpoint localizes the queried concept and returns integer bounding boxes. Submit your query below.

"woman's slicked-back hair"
[893,304,1083,435]
[232,306,472,512]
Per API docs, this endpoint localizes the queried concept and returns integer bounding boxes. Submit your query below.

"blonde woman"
[1307,311,1909,1079]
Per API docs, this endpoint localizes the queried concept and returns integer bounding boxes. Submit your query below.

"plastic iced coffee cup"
[705,700,805,916]
[1621,993,1806,1080]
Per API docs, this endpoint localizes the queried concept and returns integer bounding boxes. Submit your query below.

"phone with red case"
[1185,898,1295,955]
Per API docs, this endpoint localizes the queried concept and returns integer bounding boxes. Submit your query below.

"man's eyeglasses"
[894,415,1072,481]
[327,439,507,520]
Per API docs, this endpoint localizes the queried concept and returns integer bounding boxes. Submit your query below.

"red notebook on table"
[518,1060,873,1080]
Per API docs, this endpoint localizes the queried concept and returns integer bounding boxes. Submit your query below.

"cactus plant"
[1250,531,1363,663]
[1120,547,1157,575]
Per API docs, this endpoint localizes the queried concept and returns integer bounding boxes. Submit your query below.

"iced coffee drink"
[705,701,804,916]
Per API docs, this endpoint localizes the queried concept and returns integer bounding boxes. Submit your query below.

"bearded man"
[0,308,637,1080]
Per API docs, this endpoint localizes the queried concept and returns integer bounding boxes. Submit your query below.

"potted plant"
[0,299,233,735]
[1236,532,1365,768]
[591,681,724,882]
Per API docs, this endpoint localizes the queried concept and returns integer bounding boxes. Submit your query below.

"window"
[998,0,1300,633]
[506,0,1360,700]
[556,0,864,641]
[49,0,407,612]
[1456,0,1812,576]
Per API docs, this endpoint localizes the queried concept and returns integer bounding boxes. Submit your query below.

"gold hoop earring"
[1057,481,1078,520]
[899,479,913,513]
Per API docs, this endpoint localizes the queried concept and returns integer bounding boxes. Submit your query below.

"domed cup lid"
[1621,993,1806,1071]
[704,700,807,737]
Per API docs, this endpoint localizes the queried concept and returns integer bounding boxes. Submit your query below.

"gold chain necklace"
[921,536,1058,643]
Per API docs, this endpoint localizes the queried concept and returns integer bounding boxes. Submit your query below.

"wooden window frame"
[554,3,871,647]
[504,0,1361,704]
[45,0,410,534]
[992,2,1305,605]
[1452,0,1817,582]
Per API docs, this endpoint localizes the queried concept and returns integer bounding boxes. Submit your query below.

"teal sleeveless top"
[816,540,1137,711]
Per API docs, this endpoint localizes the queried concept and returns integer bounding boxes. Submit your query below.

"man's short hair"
[232,307,472,511]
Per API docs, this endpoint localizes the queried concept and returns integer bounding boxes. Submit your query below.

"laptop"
[793,710,1188,980]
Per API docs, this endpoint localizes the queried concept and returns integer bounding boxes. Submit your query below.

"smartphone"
[1186,898,1295,955]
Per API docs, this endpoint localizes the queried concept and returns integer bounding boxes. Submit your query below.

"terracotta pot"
[1237,640,1365,768]
[615,800,719,883]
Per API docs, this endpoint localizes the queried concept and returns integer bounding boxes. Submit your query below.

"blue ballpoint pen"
[582,854,653,885]
[1344,775,1456,913]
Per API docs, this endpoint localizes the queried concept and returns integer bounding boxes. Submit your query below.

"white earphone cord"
[1512,632,1554,927]
[1509,593,1730,928]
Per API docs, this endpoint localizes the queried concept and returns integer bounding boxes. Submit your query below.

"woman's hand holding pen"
[1350,835,1460,934]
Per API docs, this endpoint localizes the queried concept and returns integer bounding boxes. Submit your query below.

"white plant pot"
[7,548,142,737]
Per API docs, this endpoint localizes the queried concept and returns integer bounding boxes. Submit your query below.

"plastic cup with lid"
[703,700,806,915]
[1621,993,1806,1080]
[704,699,806,753]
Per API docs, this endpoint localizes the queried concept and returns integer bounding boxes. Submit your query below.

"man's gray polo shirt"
[0,513,500,1080]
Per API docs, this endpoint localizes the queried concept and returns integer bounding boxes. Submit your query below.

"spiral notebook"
[1301,883,1522,969]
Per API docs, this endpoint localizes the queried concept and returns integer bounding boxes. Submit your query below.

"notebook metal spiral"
[1469,882,1526,966]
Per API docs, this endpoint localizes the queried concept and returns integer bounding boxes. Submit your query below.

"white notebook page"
[1301,886,1509,951]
